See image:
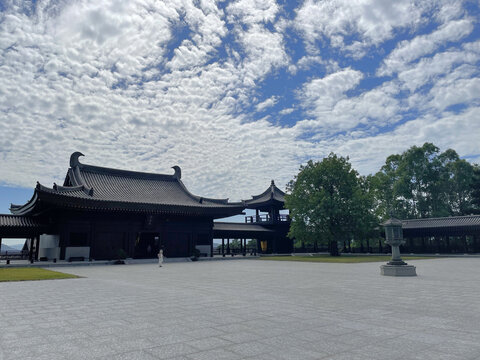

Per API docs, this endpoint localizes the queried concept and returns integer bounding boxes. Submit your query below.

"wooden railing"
[245,214,289,223]
[213,247,257,256]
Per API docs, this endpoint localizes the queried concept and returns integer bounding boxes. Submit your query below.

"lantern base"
[387,260,407,266]
[380,264,416,276]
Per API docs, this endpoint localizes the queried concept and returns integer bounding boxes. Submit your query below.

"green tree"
[372,143,475,219]
[285,154,372,256]
[470,166,480,214]
[440,151,474,216]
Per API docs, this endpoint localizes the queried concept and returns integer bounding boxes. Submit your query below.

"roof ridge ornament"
[70,152,85,167]
[172,165,181,179]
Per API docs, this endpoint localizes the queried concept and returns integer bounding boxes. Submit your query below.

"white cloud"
[397,46,480,92]
[256,96,278,112]
[0,0,478,206]
[296,68,365,132]
[331,107,480,174]
[294,0,426,55]
[296,79,402,138]
[236,24,288,84]
[300,68,364,112]
[279,108,294,115]
[427,68,480,111]
[0,0,302,202]
[226,0,279,25]
[378,18,474,76]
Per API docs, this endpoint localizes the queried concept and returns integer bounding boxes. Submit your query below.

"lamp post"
[380,216,416,276]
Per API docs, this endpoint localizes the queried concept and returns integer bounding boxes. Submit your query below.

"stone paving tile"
[145,342,199,359]
[432,339,480,359]
[300,338,359,356]
[0,258,479,360]
[185,348,243,360]
[350,343,422,360]
[312,324,361,336]
[408,350,474,360]
[219,331,260,343]
[146,332,195,346]
[323,352,373,360]
[183,327,225,340]
[188,336,235,351]
[254,345,325,360]
[110,349,160,360]
[226,340,272,357]
[107,337,157,353]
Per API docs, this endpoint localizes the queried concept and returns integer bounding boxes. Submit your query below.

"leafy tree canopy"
[285,154,374,255]
[372,143,475,219]
[285,143,477,255]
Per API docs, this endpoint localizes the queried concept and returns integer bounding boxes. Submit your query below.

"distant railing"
[213,247,257,256]
[245,214,290,223]
[0,250,29,260]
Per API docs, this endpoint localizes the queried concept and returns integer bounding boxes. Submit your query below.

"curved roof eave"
[9,187,40,216]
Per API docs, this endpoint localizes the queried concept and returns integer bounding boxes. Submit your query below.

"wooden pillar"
[446,236,450,253]
[210,235,213,258]
[243,239,246,256]
[256,209,259,222]
[222,238,225,257]
[0,237,2,255]
[463,235,468,253]
[240,238,243,253]
[227,239,230,255]
[28,237,34,262]
[35,235,40,261]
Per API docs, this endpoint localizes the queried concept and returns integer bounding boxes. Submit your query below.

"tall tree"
[470,166,480,214]
[372,143,475,219]
[440,152,474,216]
[285,154,372,256]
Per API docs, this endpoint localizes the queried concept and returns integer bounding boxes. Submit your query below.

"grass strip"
[260,255,436,263]
[0,268,80,282]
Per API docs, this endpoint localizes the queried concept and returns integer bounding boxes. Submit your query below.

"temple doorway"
[134,232,160,258]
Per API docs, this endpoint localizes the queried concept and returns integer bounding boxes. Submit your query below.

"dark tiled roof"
[0,215,45,228]
[244,180,285,208]
[402,215,480,229]
[11,152,244,217]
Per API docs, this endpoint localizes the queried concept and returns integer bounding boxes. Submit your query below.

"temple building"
[0,152,293,261]
[1,152,248,261]
[4,152,475,262]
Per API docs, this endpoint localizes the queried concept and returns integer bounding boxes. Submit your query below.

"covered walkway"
[401,215,480,253]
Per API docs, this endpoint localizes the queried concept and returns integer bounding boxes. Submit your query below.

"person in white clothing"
[158,248,164,267]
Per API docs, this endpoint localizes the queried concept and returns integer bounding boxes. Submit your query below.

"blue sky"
[0,0,479,212]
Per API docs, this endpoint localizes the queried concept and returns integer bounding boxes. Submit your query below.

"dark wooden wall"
[50,210,214,260]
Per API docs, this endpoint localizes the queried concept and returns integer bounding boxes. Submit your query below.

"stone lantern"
[380,216,416,276]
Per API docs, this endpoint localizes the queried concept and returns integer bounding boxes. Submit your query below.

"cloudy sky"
[0,0,479,211]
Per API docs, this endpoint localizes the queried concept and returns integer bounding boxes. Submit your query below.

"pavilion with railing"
[214,180,292,255]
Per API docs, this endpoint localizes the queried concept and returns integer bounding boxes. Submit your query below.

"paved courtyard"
[1,258,480,360]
